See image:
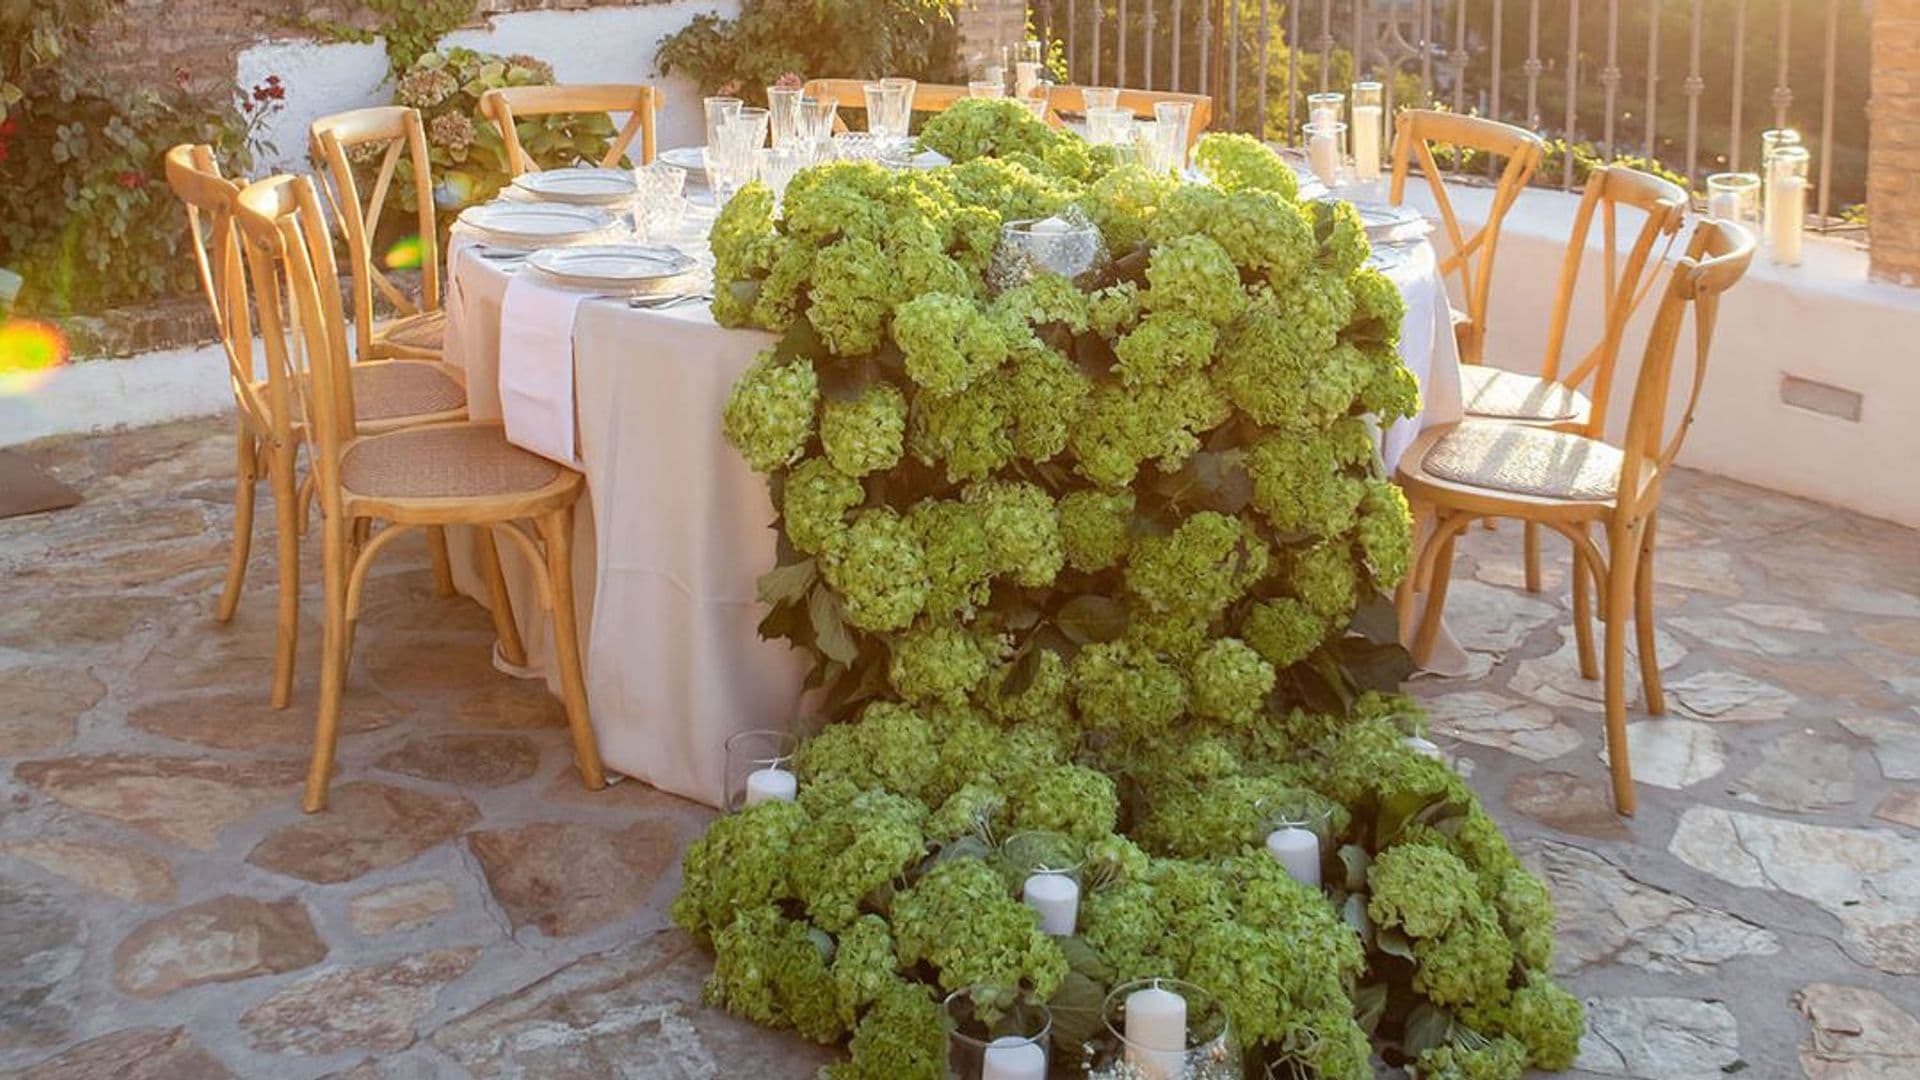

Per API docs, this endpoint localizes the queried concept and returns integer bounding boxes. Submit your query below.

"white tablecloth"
[442,219,1463,807]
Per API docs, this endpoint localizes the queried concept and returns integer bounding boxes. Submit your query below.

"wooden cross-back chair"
[309,106,448,363]
[167,144,473,709]
[1043,86,1214,148]
[478,84,661,176]
[1394,219,1755,815]
[800,79,963,134]
[1390,109,1546,366]
[1458,164,1689,593]
[234,172,606,813]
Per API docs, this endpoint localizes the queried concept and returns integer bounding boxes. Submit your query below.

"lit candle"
[1124,983,1188,1080]
[1022,871,1079,935]
[1768,175,1806,266]
[1266,825,1321,888]
[743,765,796,806]
[1352,104,1382,181]
[1403,735,1445,761]
[981,1035,1047,1080]
[1308,128,1340,186]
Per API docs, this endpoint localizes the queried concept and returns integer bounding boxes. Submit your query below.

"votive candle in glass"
[1704,172,1761,228]
[1307,90,1344,128]
[1350,81,1384,181]
[1305,120,1346,186]
[722,729,798,810]
[1759,128,1802,242]
[1123,982,1187,1079]
[1403,734,1446,761]
[1014,61,1042,100]
[1766,145,1809,266]
[945,987,1051,1080]
[1260,801,1330,889]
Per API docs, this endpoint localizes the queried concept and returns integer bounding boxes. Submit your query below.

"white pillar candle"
[1266,825,1321,888]
[981,1035,1047,1080]
[1022,871,1079,935]
[743,765,796,806]
[1403,735,1445,761]
[1351,104,1382,181]
[1767,176,1806,265]
[1310,105,1339,127]
[1308,131,1340,186]
[1707,191,1742,222]
[1124,984,1188,1080]
[1014,61,1041,98]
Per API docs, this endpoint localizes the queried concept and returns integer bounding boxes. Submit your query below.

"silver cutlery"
[628,292,711,310]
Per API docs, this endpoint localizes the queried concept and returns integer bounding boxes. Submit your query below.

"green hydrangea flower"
[1357,478,1414,589]
[1369,842,1483,939]
[706,905,845,1042]
[1290,540,1362,622]
[1347,265,1406,343]
[820,382,907,477]
[709,182,780,327]
[918,98,1065,163]
[1500,973,1585,1069]
[1077,164,1180,251]
[991,272,1091,332]
[1246,428,1369,538]
[1123,511,1270,621]
[672,799,805,943]
[809,236,899,356]
[822,509,929,632]
[1413,907,1515,1007]
[963,479,1064,588]
[723,352,818,471]
[1151,185,1316,287]
[908,498,995,620]
[891,857,1069,999]
[1071,640,1188,736]
[1194,132,1302,199]
[1417,1037,1530,1080]
[1057,489,1135,572]
[1004,341,1091,463]
[1241,597,1327,669]
[795,701,939,800]
[1143,234,1247,327]
[1306,196,1371,274]
[1188,637,1276,725]
[1011,763,1118,844]
[790,788,928,932]
[783,457,863,556]
[831,914,900,1019]
[1087,280,1143,337]
[927,782,1006,843]
[1113,311,1218,386]
[892,292,1010,396]
[824,980,944,1080]
[889,622,993,705]
[911,376,1016,483]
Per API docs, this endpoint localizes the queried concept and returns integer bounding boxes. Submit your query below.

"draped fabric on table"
[440,231,1462,807]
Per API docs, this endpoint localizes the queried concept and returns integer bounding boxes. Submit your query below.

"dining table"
[439,166,1466,808]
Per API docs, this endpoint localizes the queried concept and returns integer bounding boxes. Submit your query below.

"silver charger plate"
[511,168,637,206]
[523,244,698,293]
[456,202,616,249]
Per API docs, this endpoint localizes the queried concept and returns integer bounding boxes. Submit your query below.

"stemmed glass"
[707,106,769,205]
[863,78,915,153]
[795,97,839,162]
[702,96,743,150]
[767,85,805,149]
[1153,99,1195,171]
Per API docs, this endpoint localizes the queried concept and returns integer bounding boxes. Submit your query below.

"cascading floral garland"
[675,99,1583,1079]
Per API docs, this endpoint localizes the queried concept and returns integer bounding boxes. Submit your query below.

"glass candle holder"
[1759,128,1802,240]
[722,729,797,810]
[1306,90,1344,129]
[1153,100,1195,170]
[1256,800,1333,890]
[1083,86,1122,111]
[1094,978,1239,1080]
[1350,81,1384,181]
[1000,830,1084,935]
[1766,145,1809,266]
[946,987,1051,1080]
[1303,120,1346,187]
[1014,61,1043,100]
[1704,172,1760,228]
[1021,82,1053,122]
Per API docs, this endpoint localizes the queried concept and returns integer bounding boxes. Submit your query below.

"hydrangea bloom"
[1246,428,1368,538]
[1011,763,1120,843]
[822,510,929,632]
[1188,637,1277,725]
[783,457,863,555]
[1070,640,1189,736]
[1143,234,1248,327]
[892,292,1009,395]
[1151,185,1315,287]
[673,799,805,943]
[1306,196,1371,275]
[1123,511,1270,621]
[809,237,900,356]
[820,383,907,477]
[1087,280,1143,337]
[707,905,845,1042]
[1291,540,1362,621]
[890,857,1069,999]
[791,788,928,932]
[1057,489,1135,572]
[963,480,1064,587]
[1112,311,1217,386]
[1357,479,1414,588]
[1193,132,1302,200]
[1241,597,1327,669]
[1003,342,1091,462]
[888,622,992,705]
[722,353,818,471]
[910,378,1015,483]
[990,272,1091,333]
[1077,164,1180,251]
[907,498,994,619]
[917,98,1065,164]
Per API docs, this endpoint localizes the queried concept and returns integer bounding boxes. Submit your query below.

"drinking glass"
[722,729,798,811]
[767,85,804,149]
[1153,100,1195,170]
[1307,90,1345,127]
[631,161,687,240]
[756,146,806,202]
[968,80,1005,99]
[1085,106,1133,146]
[863,81,909,148]
[1020,82,1052,122]
[1767,145,1809,266]
[1350,81,1384,181]
[709,107,769,204]
[1705,172,1761,228]
[702,95,743,149]
[796,97,840,159]
[1082,86,1121,111]
[1131,120,1164,171]
[944,988,1051,1080]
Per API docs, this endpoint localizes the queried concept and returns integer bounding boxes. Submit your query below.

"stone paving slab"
[1,419,1917,1078]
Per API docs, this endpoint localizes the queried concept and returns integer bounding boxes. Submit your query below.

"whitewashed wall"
[235,0,738,173]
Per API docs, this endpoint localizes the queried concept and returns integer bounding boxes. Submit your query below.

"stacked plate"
[510,168,637,206]
[522,244,700,296]
[456,202,618,250]
[1345,201,1431,243]
[658,146,708,183]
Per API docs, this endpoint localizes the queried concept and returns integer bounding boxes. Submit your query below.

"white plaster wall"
[237,0,739,173]
[0,342,235,447]
[1401,182,1920,528]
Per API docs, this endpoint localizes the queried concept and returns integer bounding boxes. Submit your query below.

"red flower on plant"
[0,118,18,137]
[117,171,144,189]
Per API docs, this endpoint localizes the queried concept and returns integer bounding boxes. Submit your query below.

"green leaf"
[774,312,825,362]
[1045,972,1106,1059]
[756,558,816,607]
[1338,844,1372,891]
[1342,892,1374,946]
[1057,936,1113,982]
[1349,592,1401,646]
[808,585,859,664]
[996,644,1042,701]
[1401,1003,1455,1056]
[1054,595,1129,645]
[1351,982,1388,1035]
[1335,636,1416,693]
[1375,925,1414,961]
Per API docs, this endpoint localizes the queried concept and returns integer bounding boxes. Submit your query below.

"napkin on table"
[498,271,591,467]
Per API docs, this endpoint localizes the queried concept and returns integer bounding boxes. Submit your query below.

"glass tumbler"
[1082,86,1121,111]
[1153,99,1195,170]
[767,85,804,149]
[945,987,1051,1080]
[1350,81,1384,181]
[1759,128,1802,240]
[721,729,797,811]
[1705,172,1761,228]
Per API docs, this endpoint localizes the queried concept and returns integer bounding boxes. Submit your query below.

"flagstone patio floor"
[1,417,1916,1079]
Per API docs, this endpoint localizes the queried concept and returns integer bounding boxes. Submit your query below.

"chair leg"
[476,527,529,668]
[1523,521,1543,593]
[1570,529,1598,681]
[305,513,354,813]
[216,426,259,623]
[1602,522,1640,816]
[1411,525,1463,667]
[427,525,457,596]
[1635,513,1666,716]
[268,446,301,710]
[540,507,606,791]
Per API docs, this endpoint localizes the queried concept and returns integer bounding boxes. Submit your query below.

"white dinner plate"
[658,146,709,180]
[456,202,616,249]
[524,244,698,293]
[511,168,637,206]
[1365,245,1411,272]
[1345,200,1428,235]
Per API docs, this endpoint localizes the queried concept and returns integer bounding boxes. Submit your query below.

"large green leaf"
[756,558,817,607]
[1054,595,1129,645]
[808,585,859,664]
[1045,972,1107,1060]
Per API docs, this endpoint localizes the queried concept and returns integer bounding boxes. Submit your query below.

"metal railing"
[1029,0,1872,228]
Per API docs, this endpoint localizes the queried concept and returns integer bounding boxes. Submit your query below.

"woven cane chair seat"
[376,310,446,352]
[1459,365,1591,423]
[1420,420,1622,502]
[350,360,466,421]
[341,425,566,500]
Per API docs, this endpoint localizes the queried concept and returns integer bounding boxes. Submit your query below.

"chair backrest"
[800,79,966,134]
[1615,219,1755,514]
[1044,87,1214,147]
[163,144,282,442]
[309,106,440,361]
[234,174,357,514]
[478,84,661,175]
[1389,109,1546,364]
[1538,164,1688,435]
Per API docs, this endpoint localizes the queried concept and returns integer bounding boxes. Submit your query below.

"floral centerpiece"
[677,99,1582,1079]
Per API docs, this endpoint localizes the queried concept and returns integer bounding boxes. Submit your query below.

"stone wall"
[1869,0,1920,285]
